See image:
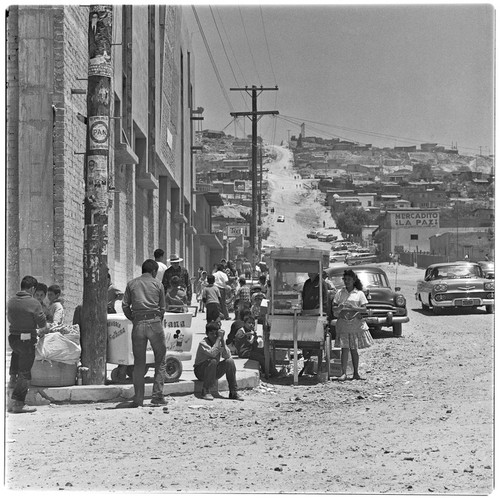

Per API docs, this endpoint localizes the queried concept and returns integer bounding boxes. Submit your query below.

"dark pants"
[194,357,237,392]
[206,302,221,323]
[131,317,166,404]
[8,334,37,403]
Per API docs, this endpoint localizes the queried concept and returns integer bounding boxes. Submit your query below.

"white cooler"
[107,313,193,365]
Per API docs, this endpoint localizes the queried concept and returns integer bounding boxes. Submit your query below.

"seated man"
[193,321,242,401]
[233,314,281,378]
[165,275,188,312]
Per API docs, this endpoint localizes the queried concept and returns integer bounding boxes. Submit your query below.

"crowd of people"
[7,247,373,411]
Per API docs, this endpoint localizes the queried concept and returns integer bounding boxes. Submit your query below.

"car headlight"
[433,283,448,292]
[484,281,494,291]
[394,294,406,307]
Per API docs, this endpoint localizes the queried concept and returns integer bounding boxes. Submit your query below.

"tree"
[335,208,371,238]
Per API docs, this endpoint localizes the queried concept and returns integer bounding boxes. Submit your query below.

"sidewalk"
[18,309,261,407]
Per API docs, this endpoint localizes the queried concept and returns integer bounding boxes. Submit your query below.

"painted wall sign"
[391,210,439,228]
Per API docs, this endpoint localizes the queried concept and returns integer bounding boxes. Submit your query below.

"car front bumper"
[431,297,494,308]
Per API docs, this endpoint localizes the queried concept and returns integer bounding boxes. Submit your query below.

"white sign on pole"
[226,225,250,237]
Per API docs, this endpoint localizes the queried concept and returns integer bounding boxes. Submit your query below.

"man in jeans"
[194,321,242,401]
[7,275,48,413]
[122,259,167,408]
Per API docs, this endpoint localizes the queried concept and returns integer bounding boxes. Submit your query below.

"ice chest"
[107,313,193,365]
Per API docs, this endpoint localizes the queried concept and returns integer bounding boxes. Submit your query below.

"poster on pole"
[226,224,250,238]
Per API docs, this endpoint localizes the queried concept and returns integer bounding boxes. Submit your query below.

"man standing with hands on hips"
[122,259,167,408]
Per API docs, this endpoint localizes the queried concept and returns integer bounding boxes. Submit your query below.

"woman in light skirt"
[331,269,373,381]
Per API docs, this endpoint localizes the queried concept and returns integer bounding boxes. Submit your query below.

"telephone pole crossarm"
[230,111,279,118]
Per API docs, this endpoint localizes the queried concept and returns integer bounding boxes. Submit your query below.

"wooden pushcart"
[263,247,331,384]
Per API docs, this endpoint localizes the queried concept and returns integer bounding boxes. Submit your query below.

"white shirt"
[213,270,229,289]
[156,261,168,283]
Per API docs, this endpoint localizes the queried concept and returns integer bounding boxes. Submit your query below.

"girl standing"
[331,269,373,381]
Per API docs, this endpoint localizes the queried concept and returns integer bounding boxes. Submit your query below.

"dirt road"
[5,263,493,494]
[5,147,494,494]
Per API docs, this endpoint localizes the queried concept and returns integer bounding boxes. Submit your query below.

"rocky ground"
[5,146,494,495]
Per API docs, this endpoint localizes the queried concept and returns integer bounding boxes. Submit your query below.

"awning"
[197,233,224,249]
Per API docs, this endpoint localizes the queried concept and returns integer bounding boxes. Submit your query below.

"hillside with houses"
[195,129,494,264]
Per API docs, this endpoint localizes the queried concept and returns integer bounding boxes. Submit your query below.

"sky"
[185,2,494,156]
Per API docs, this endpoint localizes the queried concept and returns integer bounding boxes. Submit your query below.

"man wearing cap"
[122,259,167,408]
[7,275,48,413]
[162,254,192,305]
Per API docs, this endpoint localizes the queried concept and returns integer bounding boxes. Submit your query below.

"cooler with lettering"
[107,312,193,383]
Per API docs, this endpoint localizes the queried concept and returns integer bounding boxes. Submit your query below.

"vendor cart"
[263,247,331,384]
[107,311,194,384]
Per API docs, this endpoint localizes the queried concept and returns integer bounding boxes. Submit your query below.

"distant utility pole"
[230,85,278,264]
[81,5,113,385]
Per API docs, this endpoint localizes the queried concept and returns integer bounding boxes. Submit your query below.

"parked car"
[317,233,329,242]
[477,260,494,279]
[416,261,494,314]
[329,250,350,263]
[277,215,285,223]
[325,234,338,242]
[346,252,378,265]
[306,231,319,239]
[325,265,409,337]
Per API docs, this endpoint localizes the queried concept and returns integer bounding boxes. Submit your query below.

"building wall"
[7,5,197,319]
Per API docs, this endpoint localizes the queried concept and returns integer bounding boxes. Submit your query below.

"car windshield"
[328,270,389,289]
[428,264,482,280]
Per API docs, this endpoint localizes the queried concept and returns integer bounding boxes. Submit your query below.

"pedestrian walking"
[202,274,222,323]
[121,259,167,408]
[7,275,48,413]
[213,263,231,320]
[331,269,373,381]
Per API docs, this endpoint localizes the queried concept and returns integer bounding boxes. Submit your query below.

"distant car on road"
[326,265,409,337]
[277,215,285,223]
[306,231,319,239]
[416,261,494,314]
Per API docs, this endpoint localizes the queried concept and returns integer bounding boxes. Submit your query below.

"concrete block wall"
[6,6,20,298]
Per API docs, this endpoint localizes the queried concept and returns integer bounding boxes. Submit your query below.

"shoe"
[8,402,36,414]
[229,391,243,401]
[150,398,168,406]
[201,389,214,401]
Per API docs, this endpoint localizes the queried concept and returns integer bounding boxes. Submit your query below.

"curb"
[25,359,261,406]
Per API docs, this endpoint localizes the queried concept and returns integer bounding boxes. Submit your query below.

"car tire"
[164,356,183,383]
[419,295,429,310]
[392,323,402,337]
[486,305,494,314]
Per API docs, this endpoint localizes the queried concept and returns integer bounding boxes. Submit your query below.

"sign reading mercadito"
[89,116,109,150]
[88,6,113,78]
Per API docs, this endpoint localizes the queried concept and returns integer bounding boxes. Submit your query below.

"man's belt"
[9,328,37,335]
[133,312,162,322]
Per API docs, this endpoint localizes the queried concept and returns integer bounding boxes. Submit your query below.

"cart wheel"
[325,334,332,380]
[110,365,127,384]
[164,356,183,383]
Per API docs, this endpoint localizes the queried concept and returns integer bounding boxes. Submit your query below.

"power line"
[259,6,277,85]
[238,7,262,86]
[215,7,247,87]
[192,6,234,114]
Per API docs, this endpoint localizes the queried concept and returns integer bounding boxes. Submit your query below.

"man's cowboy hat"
[169,254,183,263]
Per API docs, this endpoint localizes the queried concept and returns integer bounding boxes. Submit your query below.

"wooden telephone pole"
[81,5,113,384]
[230,85,278,266]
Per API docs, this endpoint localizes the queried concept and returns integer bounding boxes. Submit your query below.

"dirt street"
[5,146,494,494]
[5,263,494,494]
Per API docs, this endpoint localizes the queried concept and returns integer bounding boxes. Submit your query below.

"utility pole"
[81,5,113,385]
[230,85,278,266]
